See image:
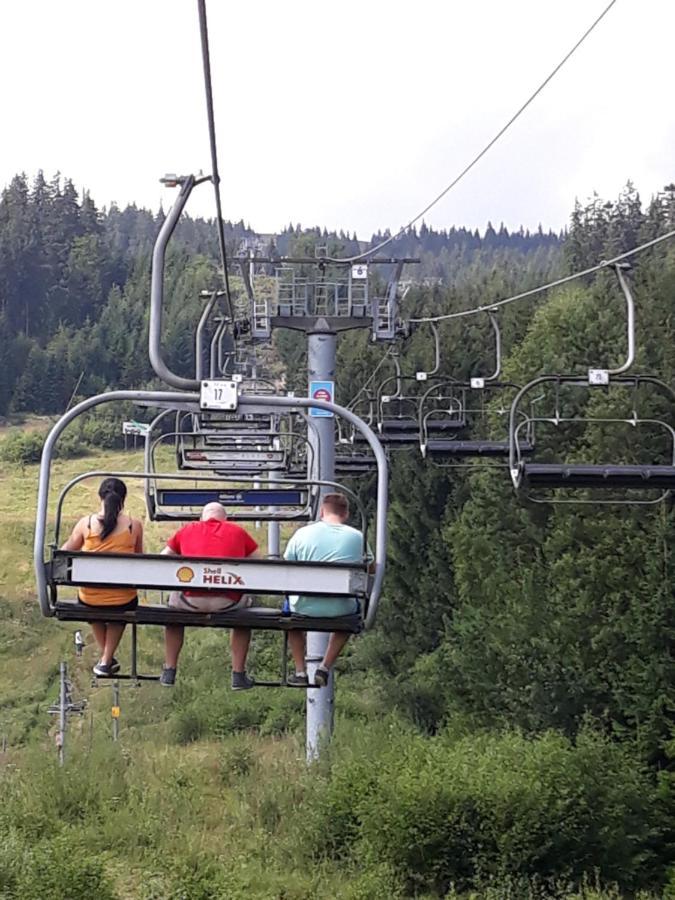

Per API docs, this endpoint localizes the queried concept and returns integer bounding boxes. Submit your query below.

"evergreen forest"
[2,172,675,899]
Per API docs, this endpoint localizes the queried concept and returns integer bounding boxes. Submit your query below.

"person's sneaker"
[313,666,330,688]
[287,672,309,687]
[93,661,115,677]
[231,671,255,691]
[159,666,176,687]
[110,657,121,675]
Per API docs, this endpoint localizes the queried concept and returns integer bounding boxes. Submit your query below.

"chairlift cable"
[408,226,675,324]
[346,345,396,409]
[324,0,618,264]
[197,0,234,323]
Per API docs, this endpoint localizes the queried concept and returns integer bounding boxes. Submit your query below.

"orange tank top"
[78,517,137,606]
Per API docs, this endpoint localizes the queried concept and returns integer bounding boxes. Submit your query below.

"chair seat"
[426,440,533,457]
[54,601,363,634]
[523,463,675,489]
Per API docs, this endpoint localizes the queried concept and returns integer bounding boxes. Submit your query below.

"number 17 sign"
[309,381,334,417]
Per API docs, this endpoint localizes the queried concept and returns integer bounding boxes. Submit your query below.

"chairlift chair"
[509,374,675,501]
[34,387,389,686]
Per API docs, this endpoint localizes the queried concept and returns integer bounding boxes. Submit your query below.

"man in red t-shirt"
[159,502,259,689]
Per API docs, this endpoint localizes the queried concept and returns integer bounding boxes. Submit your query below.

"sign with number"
[588,368,610,386]
[309,381,334,418]
[351,264,368,280]
[200,380,238,410]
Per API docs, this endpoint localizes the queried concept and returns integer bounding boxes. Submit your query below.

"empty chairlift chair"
[508,264,675,500]
[418,312,533,462]
[508,374,675,500]
[419,379,534,461]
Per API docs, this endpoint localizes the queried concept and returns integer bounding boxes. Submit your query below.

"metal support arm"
[149,175,202,390]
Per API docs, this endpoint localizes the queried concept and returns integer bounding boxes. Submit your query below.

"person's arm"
[283,532,297,561]
[133,519,144,554]
[60,518,86,552]
[365,539,374,571]
[161,528,181,556]
[243,530,260,559]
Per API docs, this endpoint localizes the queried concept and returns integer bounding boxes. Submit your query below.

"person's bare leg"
[321,632,350,671]
[101,623,125,665]
[164,625,185,668]
[288,631,306,673]
[90,622,106,656]
[230,628,251,672]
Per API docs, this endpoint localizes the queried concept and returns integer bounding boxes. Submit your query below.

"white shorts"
[167,591,254,613]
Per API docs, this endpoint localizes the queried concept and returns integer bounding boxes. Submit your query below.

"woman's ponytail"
[97,477,127,539]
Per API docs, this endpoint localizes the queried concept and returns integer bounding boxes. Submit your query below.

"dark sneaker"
[159,666,176,687]
[313,666,330,688]
[110,657,121,675]
[231,671,255,691]
[93,661,115,677]
[287,672,309,687]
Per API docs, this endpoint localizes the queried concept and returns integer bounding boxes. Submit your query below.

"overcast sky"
[2,1,672,237]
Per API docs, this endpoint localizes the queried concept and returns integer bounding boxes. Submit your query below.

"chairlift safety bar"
[51,551,369,597]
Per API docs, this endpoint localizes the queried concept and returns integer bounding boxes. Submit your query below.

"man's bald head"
[201,502,228,522]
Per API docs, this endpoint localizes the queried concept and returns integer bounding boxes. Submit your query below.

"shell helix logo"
[176,566,195,584]
[202,566,244,587]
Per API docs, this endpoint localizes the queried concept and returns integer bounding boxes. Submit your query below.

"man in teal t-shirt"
[284,492,371,687]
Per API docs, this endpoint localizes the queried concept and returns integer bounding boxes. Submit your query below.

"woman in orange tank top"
[61,478,144,677]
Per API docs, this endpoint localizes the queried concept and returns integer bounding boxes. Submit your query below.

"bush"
[0,431,44,465]
[296,726,665,896]
[0,831,117,900]
[78,416,124,450]
[0,743,129,840]
[167,671,304,744]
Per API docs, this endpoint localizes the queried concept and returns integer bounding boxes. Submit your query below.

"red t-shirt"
[167,519,258,599]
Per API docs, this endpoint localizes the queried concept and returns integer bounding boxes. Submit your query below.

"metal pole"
[306,328,336,761]
[58,662,66,766]
[267,485,280,554]
[130,625,138,679]
[268,435,281,558]
[196,291,218,381]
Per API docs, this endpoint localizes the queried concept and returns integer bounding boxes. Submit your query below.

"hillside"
[3,179,675,897]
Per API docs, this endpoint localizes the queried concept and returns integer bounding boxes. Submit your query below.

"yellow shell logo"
[176,566,195,584]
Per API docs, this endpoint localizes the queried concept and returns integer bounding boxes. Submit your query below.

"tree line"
[0,171,562,417]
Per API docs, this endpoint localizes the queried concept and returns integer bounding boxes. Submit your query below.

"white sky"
[2,1,673,237]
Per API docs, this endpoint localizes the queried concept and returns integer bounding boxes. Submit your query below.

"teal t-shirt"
[283,521,369,617]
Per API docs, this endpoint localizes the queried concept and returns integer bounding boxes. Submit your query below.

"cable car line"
[197,0,234,323]
[324,0,618,264]
[408,225,675,324]
[346,344,396,409]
